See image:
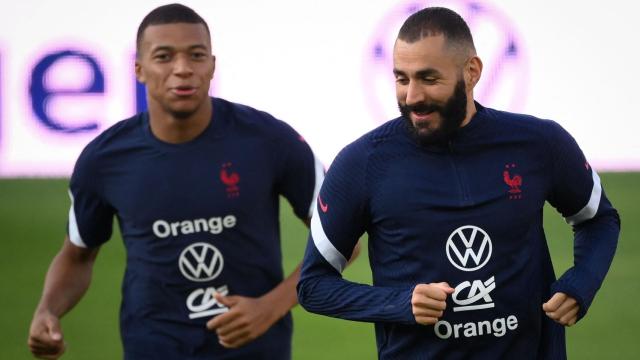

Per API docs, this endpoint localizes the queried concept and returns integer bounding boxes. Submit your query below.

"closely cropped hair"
[136,3,210,53]
[398,7,476,53]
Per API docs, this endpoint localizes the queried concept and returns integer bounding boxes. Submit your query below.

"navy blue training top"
[298,103,619,359]
[68,97,323,359]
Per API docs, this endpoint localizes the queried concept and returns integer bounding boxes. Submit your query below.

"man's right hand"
[411,282,454,325]
[28,310,66,359]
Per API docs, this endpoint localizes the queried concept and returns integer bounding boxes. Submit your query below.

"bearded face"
[399,77,467,146]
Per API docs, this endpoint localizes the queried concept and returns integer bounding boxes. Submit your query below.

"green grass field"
[1,173,638,359]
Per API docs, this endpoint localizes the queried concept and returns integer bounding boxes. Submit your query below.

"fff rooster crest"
[220,162,240,198]
[503,164,522,200]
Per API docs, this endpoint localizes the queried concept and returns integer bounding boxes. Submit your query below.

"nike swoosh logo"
[318,195,328,213]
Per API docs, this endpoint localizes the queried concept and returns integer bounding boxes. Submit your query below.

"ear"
[135,59,145,84]
[464,56,483,90]
[210,54,216,80]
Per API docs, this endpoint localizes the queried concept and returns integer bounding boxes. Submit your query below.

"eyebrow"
[393,68,442,78]
[150,44,209,53]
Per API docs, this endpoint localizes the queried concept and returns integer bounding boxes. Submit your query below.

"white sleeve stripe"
[565,169,602,226]
[67,190,88,248]
[311,210,347,273]
[308,156,325,219]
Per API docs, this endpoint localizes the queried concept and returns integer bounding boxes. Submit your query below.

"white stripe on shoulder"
[67,190,88,248]
[308,156,325,218]
[311,210,347,273]
[565,169,602,226]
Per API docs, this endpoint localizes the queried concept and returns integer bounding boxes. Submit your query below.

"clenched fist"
[411,282,454,325]
[28,311,66,359]
[543,292,579,327]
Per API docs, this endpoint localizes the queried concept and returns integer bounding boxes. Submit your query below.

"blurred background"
[1,0,638,358]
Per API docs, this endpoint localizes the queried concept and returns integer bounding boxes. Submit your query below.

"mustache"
[399,102,444,114]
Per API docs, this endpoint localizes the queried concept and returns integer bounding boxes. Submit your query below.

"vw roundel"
[179,242,224,282]
[446,225,492,272]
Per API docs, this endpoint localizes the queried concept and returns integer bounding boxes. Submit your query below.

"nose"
[405,80,425,106]
[173,54,193,77]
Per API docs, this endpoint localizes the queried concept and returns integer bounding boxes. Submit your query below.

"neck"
[147,99,212,144]
[460,96,477,128]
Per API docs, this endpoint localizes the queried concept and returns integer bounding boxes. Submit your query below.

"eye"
[395,77,409,85]
[422,76,437,84]
[191,52,207,60]
[153,53,171,62]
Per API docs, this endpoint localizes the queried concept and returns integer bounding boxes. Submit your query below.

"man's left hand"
[542,292,580,326]
[206,294,278,348]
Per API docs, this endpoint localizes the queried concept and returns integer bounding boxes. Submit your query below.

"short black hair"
[397,7,475,55]
[136,3,210,54]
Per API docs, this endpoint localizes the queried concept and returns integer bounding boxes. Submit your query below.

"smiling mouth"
[413,110,433,116]
[411,110,435,123]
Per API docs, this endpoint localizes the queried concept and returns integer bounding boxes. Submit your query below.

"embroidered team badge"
[220,162,240,198]
[503,163,522,200]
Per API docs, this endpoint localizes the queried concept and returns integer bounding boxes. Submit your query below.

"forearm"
[298,273,415,324]
[35,239,98,317]
[262,264,301,322]
[553,208,620,318]
[260,248,363,323]
[298,235,414,324]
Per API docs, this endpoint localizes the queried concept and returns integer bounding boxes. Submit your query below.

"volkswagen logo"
[179,242,224,282]
[446,225,492,271]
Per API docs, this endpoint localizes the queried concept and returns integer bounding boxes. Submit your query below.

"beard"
[399,78,468,146]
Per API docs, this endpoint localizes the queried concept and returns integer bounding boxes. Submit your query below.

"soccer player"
[297,7,620,359]
[27,4,324,359]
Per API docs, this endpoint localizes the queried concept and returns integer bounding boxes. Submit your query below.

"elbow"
[574,207,621,235]
[296,275,326,314]
[296,277,312,312]
[612,208,621,230]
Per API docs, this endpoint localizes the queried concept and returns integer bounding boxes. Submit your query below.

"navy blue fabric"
[298,103,619,359]
[69,97,317,359]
